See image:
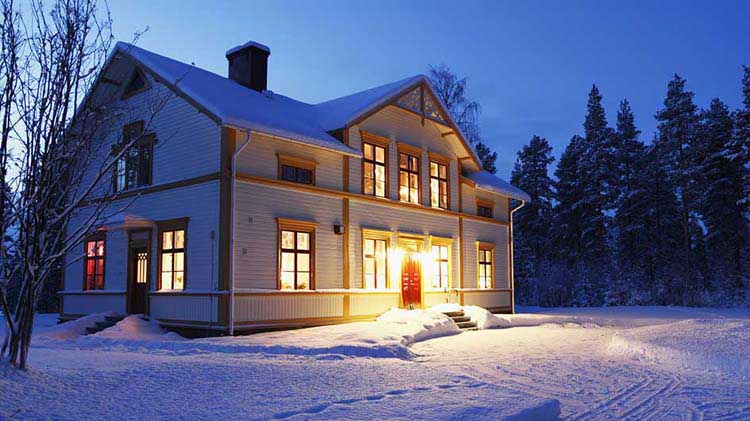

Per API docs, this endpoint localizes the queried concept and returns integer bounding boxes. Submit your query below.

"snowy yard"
[2,306,750,420]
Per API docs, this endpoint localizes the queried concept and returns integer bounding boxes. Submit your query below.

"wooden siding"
[234,294,343,322]
[423,291,456,307]
[462,219,510,289]
[460,182,509,222]
[62,294,126,314]
[462,290,511,309]
[236,133,344,190]
[233,182,344,290]
[150,294,218,323]
[348,293,400,316]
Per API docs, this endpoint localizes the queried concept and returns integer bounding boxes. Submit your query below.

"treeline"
[512,69,750,307]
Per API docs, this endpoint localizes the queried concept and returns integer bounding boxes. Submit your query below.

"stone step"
[442,310,465,318]
[456,320,477,329]
[450,315,471,323]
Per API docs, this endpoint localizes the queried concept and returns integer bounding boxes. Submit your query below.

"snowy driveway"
[2,306,750,420]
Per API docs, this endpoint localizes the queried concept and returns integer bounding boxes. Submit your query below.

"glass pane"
[297,272,310,290]
[96,274,104,289]
[440,164,447,179]
[161,272,172,290]
[364,178,374,195]
[298,168,312,184]
[174,252,184,271]
[479,265,486,280]
[365,258,375,276]
[375,240,386,256]
[86,260,95,277]
[399,171,408,188]
[364,239,374,255]
[281,165,296,181]
[162,252,173,272]
[163,231,173,250]
[174,230,184,249]
[364,162,374,179]
[410,188,419,203]
[399,153,407,169]
[440,194,448,209]
[410,173,418,188]
[431,180,439,207]
[374,164,385,182]
[365,273,375,289]
[440,246,448,259]
[432,274,440,288]
[297,232,310,251]
[96,259,105,276]
[486,250,492,263]
[174,272,184,290]
[281,272,294,290]
[441,262,449,279]
[87,241,96,257]
[430,162,438,177]
[376,181,385,197]
[409,156,418,170]
[399,185,408,202]
[375,146,385,163]
[376,272,386,289]
[281,231,295,249]
[297,253,310,272]
[281,252,295,272]
[363,144,372,160]
[96,241,105,256]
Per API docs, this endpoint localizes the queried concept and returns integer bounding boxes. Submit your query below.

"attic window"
[121,69,149,99]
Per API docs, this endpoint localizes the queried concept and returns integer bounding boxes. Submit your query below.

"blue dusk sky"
[111,0,750,178]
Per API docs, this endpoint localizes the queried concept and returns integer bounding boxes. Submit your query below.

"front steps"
[85,315,126,335]
[443,310,478,330]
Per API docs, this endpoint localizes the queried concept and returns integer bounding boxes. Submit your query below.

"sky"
[110,0,750,178]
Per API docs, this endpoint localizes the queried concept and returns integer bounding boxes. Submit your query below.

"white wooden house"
[60,41,530,335]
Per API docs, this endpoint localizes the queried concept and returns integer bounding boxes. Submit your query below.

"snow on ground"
[2,306,750,419]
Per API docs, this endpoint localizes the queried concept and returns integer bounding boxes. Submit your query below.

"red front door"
[401,253,421,307]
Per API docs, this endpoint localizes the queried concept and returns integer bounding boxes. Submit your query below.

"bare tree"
[0,0,169,369]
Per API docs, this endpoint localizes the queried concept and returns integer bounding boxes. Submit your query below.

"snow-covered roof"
[114,42,360,157]
[465,171,531,202]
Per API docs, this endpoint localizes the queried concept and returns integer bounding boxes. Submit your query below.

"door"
[129,247,149,314]
[401,252,421,307]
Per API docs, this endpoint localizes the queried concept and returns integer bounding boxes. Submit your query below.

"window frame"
[156,218,188,291]
[476,198,494,218]
[397,143,422,205]
[83,232,106,291]
[361,132,389,198]
[113,121,155,193]
[361,228,391,290]
[277,153,316,185]
[429,153,450,210]
[277,218,317,290]
[477,242,495,289]
[121,68,151,100]
[429,236,452,290]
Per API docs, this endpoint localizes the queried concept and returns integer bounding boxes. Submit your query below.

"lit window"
[399,153,419,204]
[431,245,449,289]
[363,143,386,197]
[113,121,154,193]
[280,230,313,290]
[430,162,448,209]
[478,246,493,289]
[364,238,387,289]
[84,236,106,290]
[160,229,185,290]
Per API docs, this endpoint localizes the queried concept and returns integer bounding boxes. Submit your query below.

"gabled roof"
[466,171,531,202]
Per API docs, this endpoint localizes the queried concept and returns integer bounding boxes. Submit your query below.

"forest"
[510,70,750,307]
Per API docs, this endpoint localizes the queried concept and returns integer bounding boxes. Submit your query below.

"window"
[399,153,420,204]
[430,161,448,209]
[278,219,316,290]
[478,244,494,289]
[159,224,186,291]
[477,199,494,218]
[431,244,449,289]
[113,121,154,193]
[364,238,387,289]
[363,142,386,197]
[122,69,149,99]
[278,154,315,185]
[84,234,106,290]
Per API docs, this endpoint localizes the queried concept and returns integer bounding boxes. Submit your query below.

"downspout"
[508,200,525,314]
[229,128,253,336]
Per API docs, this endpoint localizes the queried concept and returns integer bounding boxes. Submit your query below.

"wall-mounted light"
[333,225,345,235]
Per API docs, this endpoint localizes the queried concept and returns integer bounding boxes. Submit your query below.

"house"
[59,40,530,335]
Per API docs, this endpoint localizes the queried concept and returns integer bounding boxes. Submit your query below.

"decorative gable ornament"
[121,69,149,99]
[394,84,448,125]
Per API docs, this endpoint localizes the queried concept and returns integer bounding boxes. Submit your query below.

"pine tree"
[475,141,498,173]
[654,74,703,303]
[511,136,555,305]
[697,98,746,301]
[732,66,750,303]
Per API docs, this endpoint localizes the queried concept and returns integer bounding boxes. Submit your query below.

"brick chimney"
[225,41,270,92]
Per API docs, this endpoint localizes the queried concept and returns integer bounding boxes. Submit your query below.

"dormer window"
[113,121,155,193]
[121,69,149,99]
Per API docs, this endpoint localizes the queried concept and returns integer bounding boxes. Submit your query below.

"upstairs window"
[113,121,154,193]
[478,243,494,289]
[84,234,106,290]
[159,220,187,291]
[121,69,149,99]
[430,161,448,209]
[399,153,420,204]
[278,154,315,185]
[477,199,494,218]
[363,142,386,197]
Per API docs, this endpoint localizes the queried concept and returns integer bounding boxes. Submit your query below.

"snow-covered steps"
[443,310,478,330]
[85,315,125,335]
